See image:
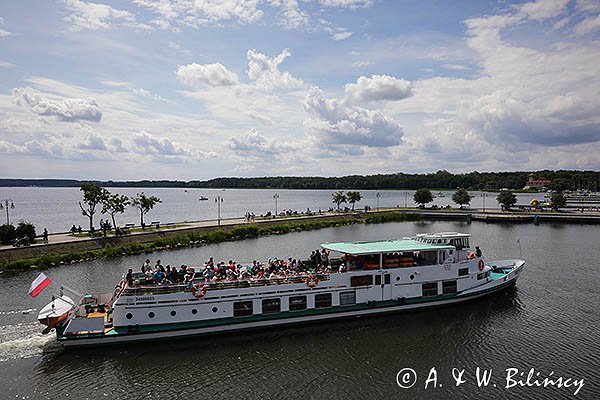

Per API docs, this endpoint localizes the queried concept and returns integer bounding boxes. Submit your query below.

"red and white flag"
[29,273,52,298]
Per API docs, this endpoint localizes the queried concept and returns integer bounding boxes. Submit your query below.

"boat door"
[375,272,392,301]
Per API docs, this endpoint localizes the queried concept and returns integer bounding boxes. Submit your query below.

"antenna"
[516,239,522,258]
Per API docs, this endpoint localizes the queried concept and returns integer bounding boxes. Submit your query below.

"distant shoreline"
[1,169,599,191]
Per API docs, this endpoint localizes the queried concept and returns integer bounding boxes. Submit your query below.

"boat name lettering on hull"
[135,296,155,302]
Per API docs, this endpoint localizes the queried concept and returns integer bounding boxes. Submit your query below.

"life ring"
[478,259,485,271]
[306,275,319,288]
[192,283,209,299]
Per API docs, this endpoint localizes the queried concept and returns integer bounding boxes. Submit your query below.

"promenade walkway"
[2,208,600,253]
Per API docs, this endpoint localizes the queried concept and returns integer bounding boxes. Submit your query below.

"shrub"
[0,224,16,245]
[15,221,36,243]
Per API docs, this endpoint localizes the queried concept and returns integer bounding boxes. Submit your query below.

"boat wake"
[0,308,36,315]
[0,323,59,362]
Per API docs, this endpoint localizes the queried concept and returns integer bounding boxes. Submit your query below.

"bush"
[15,221,36,243]
[0,224,16,244]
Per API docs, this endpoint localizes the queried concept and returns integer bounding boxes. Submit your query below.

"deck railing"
[122,273,331,296]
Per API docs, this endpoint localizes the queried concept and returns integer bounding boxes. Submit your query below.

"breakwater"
[0,212,421,271]
[2,208,599,272]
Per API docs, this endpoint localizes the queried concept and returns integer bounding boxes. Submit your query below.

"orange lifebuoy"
[478,259,485,271]
[192,283,209,299]
[306,275,319,288]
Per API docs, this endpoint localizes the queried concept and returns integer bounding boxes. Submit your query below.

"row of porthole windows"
[125,306,217,320]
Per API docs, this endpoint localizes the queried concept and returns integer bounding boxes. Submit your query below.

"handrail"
[123,273,331,296]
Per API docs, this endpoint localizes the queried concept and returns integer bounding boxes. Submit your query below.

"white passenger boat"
[38,232,525,347]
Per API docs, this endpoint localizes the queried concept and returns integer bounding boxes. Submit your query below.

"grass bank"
[0,212,423,273]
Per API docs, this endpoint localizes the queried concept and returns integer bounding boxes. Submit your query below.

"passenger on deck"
[153,267,165,284]
[142,259,151,273]
[184,268,195,288]
[169,266,180,283]
[144,268,153,284]
[475,246,482,258]
[125,269,134,286]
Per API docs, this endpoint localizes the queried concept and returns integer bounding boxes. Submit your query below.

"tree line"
[2,170,599,191]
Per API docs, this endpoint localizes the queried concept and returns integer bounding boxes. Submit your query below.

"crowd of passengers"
[125,249,332,288]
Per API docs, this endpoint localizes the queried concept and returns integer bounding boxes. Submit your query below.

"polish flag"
[29,273,52,298]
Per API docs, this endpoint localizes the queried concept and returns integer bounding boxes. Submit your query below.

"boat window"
[262,298,281,314]
[439,251,446,264]
[148,312,155,318]
[442,280,457,294]
[458,268,469,277]
[233,301,253,317]
[418,251,437,265]
[375,275,382,285]
[289,296,307,311]
[422,283,438,297]
[315,293,332,309]
[126,313,133,319]
[350,275,373,287]
[384,274,390,285]
[340,291,356,306]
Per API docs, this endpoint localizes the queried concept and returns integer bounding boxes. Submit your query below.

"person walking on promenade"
[42,228,49,244]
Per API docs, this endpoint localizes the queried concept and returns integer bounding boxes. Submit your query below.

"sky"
[0,0,599,180]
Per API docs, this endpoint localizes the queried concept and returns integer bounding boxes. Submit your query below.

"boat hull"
[58,263,522,348]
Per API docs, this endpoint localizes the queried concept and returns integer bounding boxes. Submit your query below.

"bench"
[150,221,160,229]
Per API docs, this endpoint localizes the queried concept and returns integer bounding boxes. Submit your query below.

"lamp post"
[404,191,408,208]
[215,196,224,226]
[481,193,488,212]
[0,199,15,225]
[376,192,381,211]
[273,193,279,217]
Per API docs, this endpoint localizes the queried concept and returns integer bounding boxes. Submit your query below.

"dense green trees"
[2,170,599,191]
[414,188,433,207]
[452,188,473,208]
[550,193,567,211]
[497,191,517,210]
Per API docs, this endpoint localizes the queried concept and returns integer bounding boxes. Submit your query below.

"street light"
[481,193,488,212]
[0,199,15,224]
[215,196,224,226]
[376,192,381,211]
[273,193,279,217]
[404,192,408,208]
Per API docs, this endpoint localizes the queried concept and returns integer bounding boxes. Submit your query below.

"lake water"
[0,220,598,399]
[0,187,543,233]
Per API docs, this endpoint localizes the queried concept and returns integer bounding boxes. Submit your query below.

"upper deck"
[321,238,454,255]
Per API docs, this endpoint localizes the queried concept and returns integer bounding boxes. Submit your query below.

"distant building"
[524,174,551,190]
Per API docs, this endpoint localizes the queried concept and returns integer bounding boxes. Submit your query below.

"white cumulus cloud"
[13,87,102,122]
[343,75,413,105]
[247,48,304,89]
[176,63,239,87]
[63,0,150,31]
[304,87,404,148]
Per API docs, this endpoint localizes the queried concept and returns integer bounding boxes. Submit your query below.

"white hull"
[60,261,522,347]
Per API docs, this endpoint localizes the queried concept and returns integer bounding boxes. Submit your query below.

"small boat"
[38,295,75,333]
[199,196,209,201]
[436,191,446,198]
[38,232,525,348]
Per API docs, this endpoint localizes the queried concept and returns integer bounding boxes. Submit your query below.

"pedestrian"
[43,228,49,244]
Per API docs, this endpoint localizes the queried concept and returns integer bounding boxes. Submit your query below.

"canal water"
[0,187,544,233]
[0,220,598,399]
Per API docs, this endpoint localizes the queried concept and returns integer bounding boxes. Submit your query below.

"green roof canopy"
[321,239,454,255]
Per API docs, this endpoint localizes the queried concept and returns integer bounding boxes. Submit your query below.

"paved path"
[2,207,599,253]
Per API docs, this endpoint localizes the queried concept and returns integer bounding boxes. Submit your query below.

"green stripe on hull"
[58,277,517,345]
